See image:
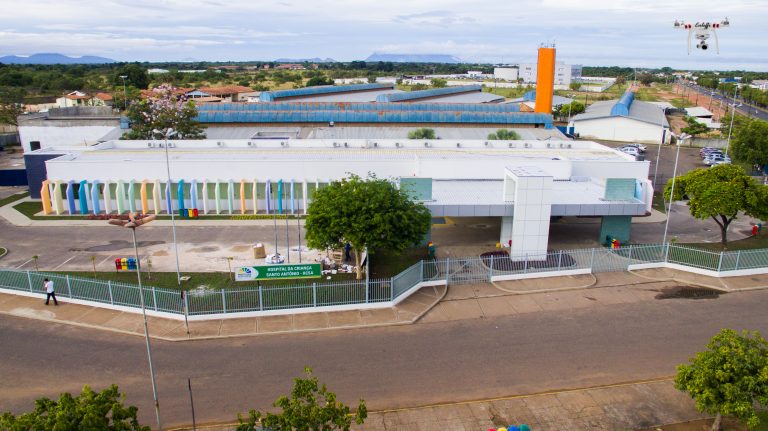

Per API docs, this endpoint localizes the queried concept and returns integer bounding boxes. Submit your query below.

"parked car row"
[700,147,731,166]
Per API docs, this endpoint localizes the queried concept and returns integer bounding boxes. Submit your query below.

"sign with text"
[235,264,322,281]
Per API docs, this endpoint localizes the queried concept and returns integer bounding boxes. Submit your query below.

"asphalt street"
[682,83,768,121]
[2,288,768,427]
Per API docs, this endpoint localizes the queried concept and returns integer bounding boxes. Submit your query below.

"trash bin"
[253,243,266,259]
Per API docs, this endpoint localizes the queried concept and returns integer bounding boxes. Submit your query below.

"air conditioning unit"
[456,143,461,148]
[508,143,515,148]
[524,143,531,148]
[343,142,348,147]
[167,142,176,148]
[484,141,489,146]
[395,142,402,148]
[280,141,287,147]
[559,143,565,148]
[147,142,154,148]
[247,141,254,147]
[216,141,224,147]
[333,142,339,147]
[547,143,554,148]
[373,142,378,148]
[424,142,430,148]
[567,143,572,149]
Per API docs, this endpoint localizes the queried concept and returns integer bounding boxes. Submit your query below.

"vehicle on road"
[623,143,647,153]
[704,154,731,166]
[618,146,640,157]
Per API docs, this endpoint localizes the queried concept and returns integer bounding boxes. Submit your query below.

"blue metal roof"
[375,85,482,102]
[198,102,520,113]
[259,83,393,102]
[610,90,635,116]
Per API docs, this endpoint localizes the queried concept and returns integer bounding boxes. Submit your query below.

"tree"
[675,329,768,431]
[305,175,431,279]
[113,64,149,89]
[121,84,206,140]
[681,116,710,136]
[639,73,654,86]
[430,78,447,88]
[305,75,334,87]
[615,75,627,86]
[730,118,768,180]
[553,102,585,118]
[407,128,436,139]
[487,129,521,140]
[237,367,367,431]
[569,82,581,91]
[0,384,149,431]
[0,87,25,126]
[664,164,768,246]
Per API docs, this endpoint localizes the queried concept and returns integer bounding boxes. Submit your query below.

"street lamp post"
[725,86,739,156]
[652,105,666,188]
[662,133,690,254]
[119,75,128,112]
[108,214,162,430]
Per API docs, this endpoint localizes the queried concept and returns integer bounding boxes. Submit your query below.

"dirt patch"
[654,286,722,300]
[189,246,220,253]
[152,250,169,257]
[229,245,251,252]
[638,417,746,431]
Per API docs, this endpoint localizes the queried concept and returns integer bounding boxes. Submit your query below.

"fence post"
[365,279,369,304]
[735,250,742,270]
[420,260,424,282]
[258,284,263,311]
[66,275,72,298]
[524,254,528,273]
[627,244,633,262]
[312,283,317,307]
[558,250,563,271]
[390,277,394,301]
[26,270,33,292]
[107,280,114,305]
[590,248,596,272]
[221,289,227,313]
[717,251,724,272]
[152,286,158,311]
[489,254,494,281]
[184,290,191,315]
[446,258,450,284]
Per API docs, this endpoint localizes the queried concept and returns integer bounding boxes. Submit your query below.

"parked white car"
[618,146,639,157]
[623,143,647,153]
[704,155,731,166]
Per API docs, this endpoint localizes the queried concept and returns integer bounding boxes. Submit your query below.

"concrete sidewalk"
[0,285,446,341]
[169,379,706,431]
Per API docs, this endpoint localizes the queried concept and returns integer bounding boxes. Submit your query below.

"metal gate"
[445,257,490,286]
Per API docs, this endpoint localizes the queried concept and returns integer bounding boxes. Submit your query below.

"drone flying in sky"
[674,18,730,54]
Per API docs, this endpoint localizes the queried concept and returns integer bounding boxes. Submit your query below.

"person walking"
[44,278,58,306]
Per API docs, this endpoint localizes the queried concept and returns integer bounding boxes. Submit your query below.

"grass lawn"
[687,232,768,252]
[369,247,425,279]
[652,192,668,214]
[639,411,768,430]
[0,192,29,208]
[0,247,6,257]
[57,270,356,291]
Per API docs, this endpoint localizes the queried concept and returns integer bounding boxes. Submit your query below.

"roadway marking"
[97,255,114,268]
[15,258,33,269]
[52,254,79,270]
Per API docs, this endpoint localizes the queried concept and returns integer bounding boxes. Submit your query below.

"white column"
[302,180,308,215]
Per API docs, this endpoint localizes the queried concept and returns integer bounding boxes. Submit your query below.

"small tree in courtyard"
[730,118,768,183]
[305,174,431,279]
[237,367,367,431]
[0,384,149,431]
[407,128,436,139]
[487,129,521,140]
[664,164,768,247]
[675,329,768,431]
[121,83,206,140]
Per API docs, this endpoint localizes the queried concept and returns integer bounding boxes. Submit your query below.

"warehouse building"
[568,91,670,144]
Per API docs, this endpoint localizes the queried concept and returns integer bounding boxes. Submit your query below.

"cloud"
[394,10,475,26]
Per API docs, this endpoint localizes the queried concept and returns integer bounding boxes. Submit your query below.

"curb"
[491,273,598,294]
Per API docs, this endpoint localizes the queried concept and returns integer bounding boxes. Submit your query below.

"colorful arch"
[239,180,246,215]
[78,180,89,215]
[202,180,209,214]
[152,180,162,214]
[227,180,234,214]
[177,179,185,215]
[265,179,271,213]
[164,180,172,214]
[214,181,221,214]
[127,180,136,213]
[52,180,64,215]
[252,179,258,214]
[66,180,76,214]
[140,180,149,214]
[40,180,52,215]
[91,180,101,214]
[103,181,113,214]
[190,179,198,210]
[277,179,283,214]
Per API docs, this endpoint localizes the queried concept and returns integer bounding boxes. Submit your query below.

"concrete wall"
[571,117,666,144]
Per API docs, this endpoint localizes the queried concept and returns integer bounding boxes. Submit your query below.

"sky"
[0,0,766,70]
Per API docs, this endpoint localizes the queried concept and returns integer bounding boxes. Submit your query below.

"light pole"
[108,214,162,430]
[725,86,739,156]
[153,128,188,334]
[119,75,128,112]
[662,133,690,252]
[652,105,666,188]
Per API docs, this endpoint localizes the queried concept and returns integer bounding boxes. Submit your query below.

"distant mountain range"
[0,53,117,64]
[365,53,463,63]
[273,57,336,63]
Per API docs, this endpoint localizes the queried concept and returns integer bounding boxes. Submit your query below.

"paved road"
[2,288,768,428]
[682,83,768,121]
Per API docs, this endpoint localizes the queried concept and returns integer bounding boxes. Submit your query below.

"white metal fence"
[1,244,767,317]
